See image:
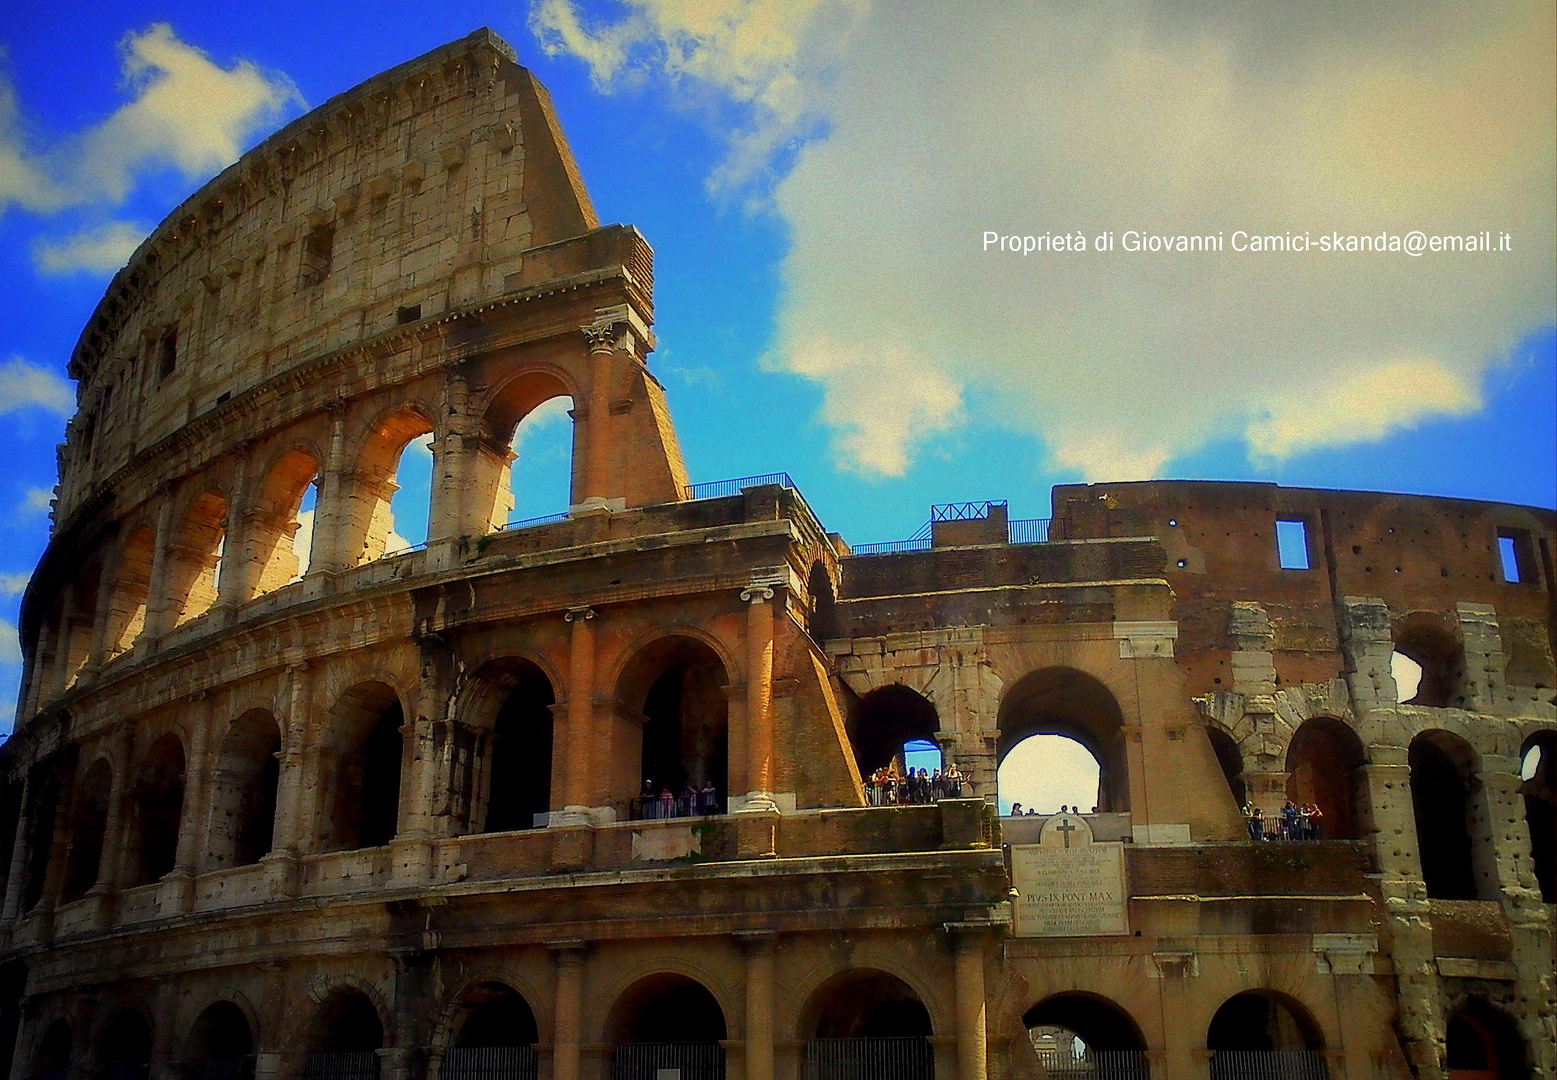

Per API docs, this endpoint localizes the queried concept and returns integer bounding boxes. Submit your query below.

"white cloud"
[514,395,573,446]
[0,619,19,666]
[0,573,28,596]
[2,24,299,260]
[21,488,53,517]
[0,358,73,415]
[34,220,149,274]
[537,1,1556,479]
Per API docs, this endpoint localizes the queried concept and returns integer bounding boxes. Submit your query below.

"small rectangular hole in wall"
[397,304,421,325]
[158,326,178,380]
[299,223,335,286]
[1498,530,1532,583]
[1276,519,1310,569]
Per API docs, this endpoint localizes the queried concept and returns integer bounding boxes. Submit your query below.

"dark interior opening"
[486,671,555,833]
[1409,733,1478,900]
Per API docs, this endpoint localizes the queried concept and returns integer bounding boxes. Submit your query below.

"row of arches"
[35,381,579,703]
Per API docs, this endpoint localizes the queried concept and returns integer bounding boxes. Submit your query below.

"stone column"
[550,942,586,1080]
[46,583,76,701]
[740,933,776,1080]
[0,771,31,922]
[950,930,987,1080]
[214,452,250,610]
[164,694,213,911]
[557,607,597,823]
[310,406,350,573]
[264,663,310,893]
[741,584,777,812]
[139,491,178,642]
[579,323,618,511]
[93,726,138,898]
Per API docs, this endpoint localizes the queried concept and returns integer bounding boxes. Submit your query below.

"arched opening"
[98,1009,153,1080]
[62,758,112,900]
[208,711,282,869]
[22,762,61,912]
[351,410,435,564]
[319,683,404,852]
[800,970,932,1080]
[998,669,1126,814]
[57,566,101,689]
[1205,727,1247,809]
[998,736,1101,817]
[445,983,539,1080]
[184,1001,255,1080]
[481,373,576,531]
[304,990,383,1080]
[1285,718,1367,840]
[1393,615,1465,708]
[30,1019,70,1080]
[104,526,155,658]
[807,562,837,642]
[617,638,729,818]
[1022,994,1147,1079]
[1409,731,1483,900]
[126,734,186,886]
[168,490,228,627]
[1207,992,1326,1080]
[1446,1000,1529,1080]
[465,659,555,834]
[607,976,726,1080]
[249,449,319,596]
[1519,733,1555,903]
[850,685,939,782]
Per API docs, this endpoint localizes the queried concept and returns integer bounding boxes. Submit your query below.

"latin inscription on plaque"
[1011,814,1128,937]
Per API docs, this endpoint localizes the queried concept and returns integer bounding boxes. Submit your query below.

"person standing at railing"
[945,761,963,798]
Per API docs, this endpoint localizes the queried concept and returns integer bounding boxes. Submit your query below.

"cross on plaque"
[1055,818,1076,848]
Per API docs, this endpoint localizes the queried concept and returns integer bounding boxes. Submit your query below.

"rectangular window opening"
[1498,531,1531,583]
[1276,519,1310,570]
[158,327,178,381]
[397,303,422,325]
[300,224,335,286]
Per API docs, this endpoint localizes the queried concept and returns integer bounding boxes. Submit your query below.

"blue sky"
[1,1,1554,733]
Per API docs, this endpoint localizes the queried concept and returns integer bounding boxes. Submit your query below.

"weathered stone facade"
[2,30,1553,1080]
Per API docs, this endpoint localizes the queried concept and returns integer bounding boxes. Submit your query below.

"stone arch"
[1393,612,1466,708]
[1206,991,1326,1077]
[1205,725,1247,808]
[797,968,935,1080]
[96,1007,153,1080]
[459,657,557,834]
[207,710,282,869]
[62,757,112,900]
[442,982,539,1048]
[478,368,579,531]
[346,407,437,565]
[31,1019,71,1080]
[614,634,732,815]
[1518,731,1554,902]
[167,488,229,627]
[104,525,156,659]
[997,668,1128,812]
[304,988,385,1080]
[605,973,727,1080]
[1285,717,1368,840]
[183,1001,255,1080]
[247,447,320,597]
[54,562,102,691]
[1021,992,1148,1076]
[1409,730,1486,900]
[125,732,186,886]
[1446,998,1529,1080]
[318,682,405,852]
[806,560,837,642]
[849,685,940,780]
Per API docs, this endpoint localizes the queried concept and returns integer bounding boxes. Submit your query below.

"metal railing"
[802,1038,934,1080]
[1008,518,1052,544]
[303,1052,381,1080]
[1208,1051,1328,1080]
[1035,1050,1150,1080]
[682,472,797,501]
[849,538,934,556]
[931,500,1007,521]
[848,518,1053,556]
[498,511,571,532]
[184,1058,256,1080]
[443,1046,539,1080]
[629,792,722,819]
[612,1042,726,1080]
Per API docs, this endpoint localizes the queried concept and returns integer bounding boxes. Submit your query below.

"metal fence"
[1007,518,1053,545]
[683,473,797,501]
[184,1058,256,1080]
[303,1052,381,1080]
[1035,1050,1150,1080]
[443,1046,539,1080]
[802,1037,935,1080]
[1208,1051,1328,1080]
[849,538,934,556]
[499,511,570,532]
[611,1042,726,1080]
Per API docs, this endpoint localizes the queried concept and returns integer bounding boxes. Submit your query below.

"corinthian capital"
[581,322,619,353]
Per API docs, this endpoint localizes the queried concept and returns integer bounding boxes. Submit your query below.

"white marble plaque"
[1011,814,1129,937]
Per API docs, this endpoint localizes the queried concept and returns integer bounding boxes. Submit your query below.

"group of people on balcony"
[863,763,965,806]
[1242,800,1325,842]
[635,780,720,819]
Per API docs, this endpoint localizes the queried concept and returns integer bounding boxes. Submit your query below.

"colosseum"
[1,28,1553,1080]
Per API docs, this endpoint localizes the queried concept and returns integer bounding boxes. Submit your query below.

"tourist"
[700,781,718,815]
[1011,802,1024,816]
[946,762,963,797]
[1309,803,1324,840]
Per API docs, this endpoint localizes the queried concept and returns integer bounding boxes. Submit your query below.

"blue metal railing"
[847,518,1053,557]
[682,472,796,500]
[498,511,570,532]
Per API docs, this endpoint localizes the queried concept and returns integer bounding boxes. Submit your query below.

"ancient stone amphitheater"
[1,28,1553,1080]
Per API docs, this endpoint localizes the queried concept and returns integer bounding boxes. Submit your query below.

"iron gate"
[1209,1051,1329,1080]
[1035,1050,1150,1080]
[802,1038,935,1080]
[611,1042,726,1080]
[302,1052,381,1080]
[443,1047,539,1080]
